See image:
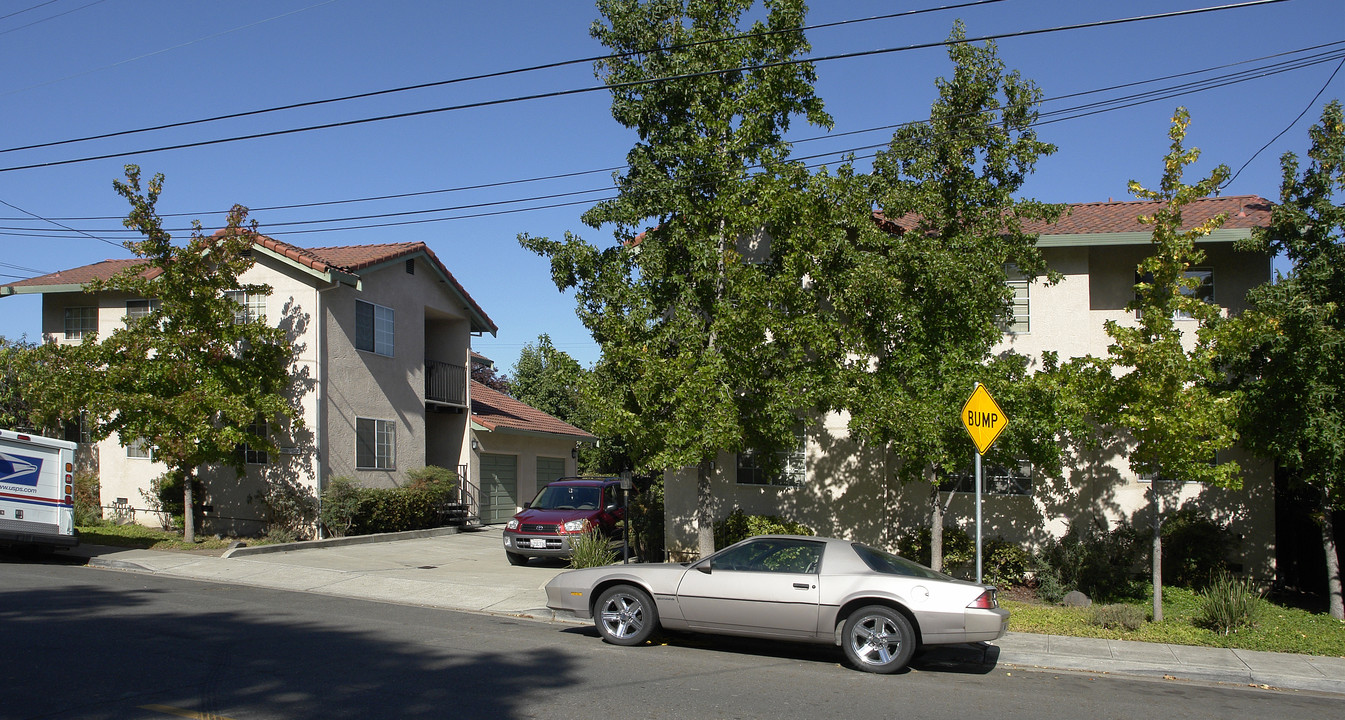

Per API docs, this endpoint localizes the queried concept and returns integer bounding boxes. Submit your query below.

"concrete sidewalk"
[67,526,1345,696]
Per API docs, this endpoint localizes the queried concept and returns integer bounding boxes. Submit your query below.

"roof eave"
[1035,227,1255,248]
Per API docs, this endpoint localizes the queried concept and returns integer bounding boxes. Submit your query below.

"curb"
[221,525,474,558]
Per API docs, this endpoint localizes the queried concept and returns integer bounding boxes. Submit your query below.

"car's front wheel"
[842,605,916,673]
[505,551,529,566]
[594,585,658,646]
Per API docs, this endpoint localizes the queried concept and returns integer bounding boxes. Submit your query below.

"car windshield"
[530,484,601,510]
[852,543,955,581]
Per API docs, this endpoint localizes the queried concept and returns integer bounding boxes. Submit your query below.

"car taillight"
[967,590,998,609]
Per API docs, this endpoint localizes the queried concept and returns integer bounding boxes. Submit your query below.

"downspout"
[314,281,335,538]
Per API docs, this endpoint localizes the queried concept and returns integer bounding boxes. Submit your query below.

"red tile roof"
[2,257,158,289]
[1,233,497,334]
[876,195,1273,236]
[469,380,596,440]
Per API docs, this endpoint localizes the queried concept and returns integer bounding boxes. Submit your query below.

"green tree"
[1099,108,1241,621]
[0,336,40,431]
[69,166,301,543]
[521,0,834,557]
[510,334,588,424]
[833,22,1064,570]
[1215,100,1345,620]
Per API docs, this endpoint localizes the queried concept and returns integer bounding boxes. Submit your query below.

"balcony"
[425,359,467,408]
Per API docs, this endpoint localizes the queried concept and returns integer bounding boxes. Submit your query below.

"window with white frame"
[126,436,152,459]
[125,298,160,323]
[224,290,267,324]
[737,424,806,487]
[355,300,394,356]
[1135,268,1214,319]
[1001,265,1030,333]
[64,306,97,339]
[356,418,396,470]
[943,461,1033,496]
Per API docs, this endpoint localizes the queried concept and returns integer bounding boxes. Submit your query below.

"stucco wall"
[662,239,1279,581]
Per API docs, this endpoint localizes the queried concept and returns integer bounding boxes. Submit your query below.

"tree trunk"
[182,469,196,544]
[1151,481,1163,622]
[696,459,715,559]
[929,474,944,572]
[1321,488,1343,621]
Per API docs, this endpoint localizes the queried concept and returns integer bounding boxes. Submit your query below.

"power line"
[0,197,122,248]
[0,0,1292,174]
[1223,54,1345,186]
[4,39,1337,237]
[0,0,106,38]
[0,0,1009,155]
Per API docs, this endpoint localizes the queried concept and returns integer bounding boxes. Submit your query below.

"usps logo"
[0,451,43,487]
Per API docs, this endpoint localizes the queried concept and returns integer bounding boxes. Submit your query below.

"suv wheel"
[505,551,529,566]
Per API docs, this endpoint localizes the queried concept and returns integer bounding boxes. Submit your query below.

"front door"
[479,453,518,524]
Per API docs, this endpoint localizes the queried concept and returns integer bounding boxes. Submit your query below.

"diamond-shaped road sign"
[961,384,1008,455]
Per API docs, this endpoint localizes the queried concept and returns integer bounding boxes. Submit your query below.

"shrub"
[982,538,1034,587]
[1197,571,1264,635]
[319,468,459,537]
[259,475,318,540]
[72,472,102,526]
[714,508,814,549]
[894,525,975,574]
[1088,603,1148,630]
[1161,508,1232,589]
[569,525,618,568]
[1039,522,1144,602]
[627,476,664,562]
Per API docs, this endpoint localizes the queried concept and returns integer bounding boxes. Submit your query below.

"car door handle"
[793,583,812,589]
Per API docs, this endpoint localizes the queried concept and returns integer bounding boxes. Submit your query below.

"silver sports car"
[545,534,1008,674]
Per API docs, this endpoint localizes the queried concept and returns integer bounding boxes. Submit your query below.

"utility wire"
[0,0,1292,174]
[0,197,121,248]
[7,39,1340,224]
[0,0,106,37]
[1223,54,1345,186]
[0,0,1009,154]
[5,41,1337,236]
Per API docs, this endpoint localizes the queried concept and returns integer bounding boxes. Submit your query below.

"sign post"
[960,383,1008,583]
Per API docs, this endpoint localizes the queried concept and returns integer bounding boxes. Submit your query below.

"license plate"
[530,539,548,549]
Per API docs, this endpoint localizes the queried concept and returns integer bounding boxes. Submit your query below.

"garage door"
[536,456,566,491]
[480,453,518,524]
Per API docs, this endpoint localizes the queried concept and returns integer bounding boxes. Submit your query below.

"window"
[737,424,806,487]
[64,306,97,339]
[1002,265,1029,333]
[125,299,160,323]
[126,437,152,459]
[355,300,394,356]
[943,461,1032,496]
[1178,268,1214,319]
[225,290,267,324]
[708,537,823,574]
[356,418,396,470]
[1135,268,1214,319]
[62,413,91,444]
[240,417,269,465]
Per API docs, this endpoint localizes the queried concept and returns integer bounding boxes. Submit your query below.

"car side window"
[712,539,823,574]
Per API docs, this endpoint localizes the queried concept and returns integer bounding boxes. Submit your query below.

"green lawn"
[1004,586,1345,657]
[77,524,250,552]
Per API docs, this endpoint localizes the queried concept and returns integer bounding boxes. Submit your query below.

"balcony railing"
[425,359,467,407]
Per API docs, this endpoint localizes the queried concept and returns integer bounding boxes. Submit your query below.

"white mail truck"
[0,429,79,551]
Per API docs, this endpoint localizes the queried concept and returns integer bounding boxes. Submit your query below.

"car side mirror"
[522,502,531,509]
[605,503,618,512]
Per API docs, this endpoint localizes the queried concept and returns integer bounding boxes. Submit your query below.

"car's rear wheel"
[505,551,529,566]
[594,585,658,646]
[842,605,916,673]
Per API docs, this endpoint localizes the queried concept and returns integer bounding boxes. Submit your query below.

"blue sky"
[1,0,1341,373]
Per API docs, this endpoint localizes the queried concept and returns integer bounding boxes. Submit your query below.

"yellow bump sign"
[960,384,1008,455]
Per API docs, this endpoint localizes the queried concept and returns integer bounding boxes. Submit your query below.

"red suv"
[503,477,625,565]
